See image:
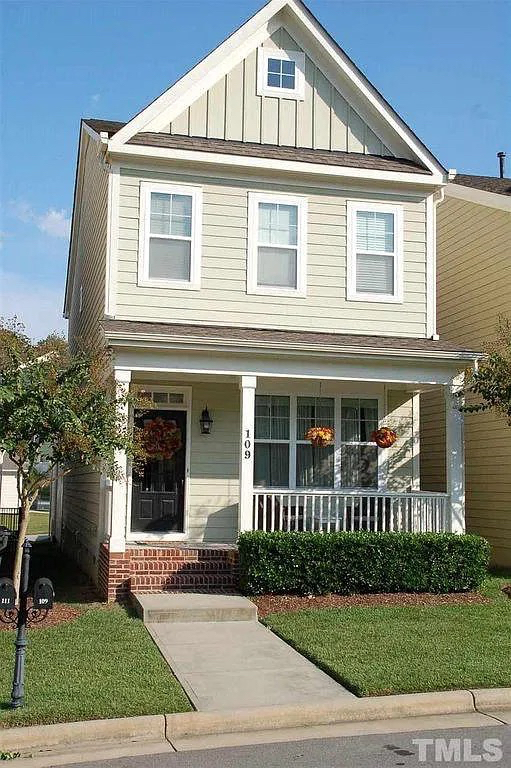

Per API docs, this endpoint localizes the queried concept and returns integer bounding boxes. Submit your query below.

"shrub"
[238,531,490,595]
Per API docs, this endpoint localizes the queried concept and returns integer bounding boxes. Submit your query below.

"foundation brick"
[98,542,240,602]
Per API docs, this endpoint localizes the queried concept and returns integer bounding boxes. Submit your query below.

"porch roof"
[102,319,480,362]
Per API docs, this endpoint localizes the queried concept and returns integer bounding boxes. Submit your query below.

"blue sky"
[1,0,509,338]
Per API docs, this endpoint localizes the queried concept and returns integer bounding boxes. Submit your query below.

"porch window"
[340,398,379,488]
[253,394,380,490]
[138,182,202,289]
[296,397,335,488]
[346,201,403,303]
[247,193,307,296]
[254,395,290,487]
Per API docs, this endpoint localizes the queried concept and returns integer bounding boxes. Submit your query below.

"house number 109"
[244,429,251,459]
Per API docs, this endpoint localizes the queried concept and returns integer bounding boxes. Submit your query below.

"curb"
[1,688,511,754]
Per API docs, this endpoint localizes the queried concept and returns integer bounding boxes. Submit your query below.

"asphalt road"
[60,725,511,768]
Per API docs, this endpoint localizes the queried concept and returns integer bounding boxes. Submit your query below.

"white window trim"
[138,181,202,290]
[254,392,384,492]
[346,200,404,304]
[247,191,307,298]
[257,48,305,101]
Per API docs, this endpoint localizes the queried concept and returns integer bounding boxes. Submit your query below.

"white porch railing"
[252,490,451,534]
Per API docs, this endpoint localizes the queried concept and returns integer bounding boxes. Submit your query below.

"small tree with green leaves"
[0,318,143,597]
[461,318,511,424]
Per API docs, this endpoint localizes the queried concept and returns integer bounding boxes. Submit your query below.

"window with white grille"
[347,201,403,302]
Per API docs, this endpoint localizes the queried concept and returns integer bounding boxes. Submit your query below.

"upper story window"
[138,182,202,290]
[257,48,305,100]
[247,192,307,297]
[346,201,403,303]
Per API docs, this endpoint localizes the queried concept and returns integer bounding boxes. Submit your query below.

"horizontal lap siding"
[64,138,108,578]
[425,196,511,564]
[386,391,414,491]
[62,466,101,578]
[188,382,239,543]
[68,136,108,349]
[116,168,427,337]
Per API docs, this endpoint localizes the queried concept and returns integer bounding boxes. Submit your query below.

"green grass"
[0,605,192,727]
[263,572,511,697]
[0,542,192,728]
[26,512,49,536]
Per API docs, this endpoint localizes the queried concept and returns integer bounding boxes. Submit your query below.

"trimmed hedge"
[238,531,490,595]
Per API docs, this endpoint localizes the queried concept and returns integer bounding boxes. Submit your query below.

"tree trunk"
[12,500,31,601]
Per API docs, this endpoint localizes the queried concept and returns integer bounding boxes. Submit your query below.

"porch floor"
[137,592,354,711]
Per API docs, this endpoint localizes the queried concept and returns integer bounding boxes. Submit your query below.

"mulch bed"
[0,601,84,631]
[253,591,490,618]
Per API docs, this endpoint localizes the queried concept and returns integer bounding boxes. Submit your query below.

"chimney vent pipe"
[497,151,506,179]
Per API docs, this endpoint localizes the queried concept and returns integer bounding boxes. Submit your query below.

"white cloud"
[9,200,71,240]
[37,209,71,239]
[91,93,101,103]
[0,270,67,340]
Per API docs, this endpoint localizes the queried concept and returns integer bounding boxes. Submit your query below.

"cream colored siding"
[420,389,446,493]
[64,135,109,578]
[166,28,394,156]
[116,166,428,337]
[62,466,101,578]
[423,194,511,565]
[187,382,239,543]
[68,135,108,350]
[386,391,414,491]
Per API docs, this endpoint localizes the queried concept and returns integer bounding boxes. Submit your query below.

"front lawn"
[0,543,192,727]
[263,572,511,697]
[0,605,192,727]
[27,511,49,536]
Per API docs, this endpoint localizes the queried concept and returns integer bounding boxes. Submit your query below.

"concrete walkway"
[133,593,354,712]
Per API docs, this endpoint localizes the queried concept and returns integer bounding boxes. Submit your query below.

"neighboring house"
[61,0,479,600]
[421,173,511,567]
[0,454,18,509]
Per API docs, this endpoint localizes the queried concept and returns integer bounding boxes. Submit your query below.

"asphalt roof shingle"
[83,118,430,175]
[101,319,479,357]
[452,174,511,196]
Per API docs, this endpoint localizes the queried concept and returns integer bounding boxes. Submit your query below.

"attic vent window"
[267,58,295,90]
[257,48,305,100]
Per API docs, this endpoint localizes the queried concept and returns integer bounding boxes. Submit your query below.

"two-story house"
[60,0,479,600]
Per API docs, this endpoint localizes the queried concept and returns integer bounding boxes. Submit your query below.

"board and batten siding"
[421,194,511,566]
[116,166,428,337]
[63,135,109,577]
[165,28,395,157]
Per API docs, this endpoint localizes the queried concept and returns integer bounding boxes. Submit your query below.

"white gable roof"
[109,0,445,178]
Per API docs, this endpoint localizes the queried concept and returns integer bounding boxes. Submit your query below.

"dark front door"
[131,409,187,533]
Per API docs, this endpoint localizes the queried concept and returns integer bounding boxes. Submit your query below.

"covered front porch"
[87,320,478,598]
[103,372,466,551]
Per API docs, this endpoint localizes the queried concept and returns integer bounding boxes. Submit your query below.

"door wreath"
[140,417,183,461]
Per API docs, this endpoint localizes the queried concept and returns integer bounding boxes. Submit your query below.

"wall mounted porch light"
[200,406,213,435]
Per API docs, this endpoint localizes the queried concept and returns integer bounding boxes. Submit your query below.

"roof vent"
[497,151,506,179]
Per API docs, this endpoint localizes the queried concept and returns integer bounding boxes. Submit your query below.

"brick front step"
[98,543,240,602]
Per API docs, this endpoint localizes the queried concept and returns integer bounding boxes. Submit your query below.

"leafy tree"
[461,318,511,424]
[0,318,143,597]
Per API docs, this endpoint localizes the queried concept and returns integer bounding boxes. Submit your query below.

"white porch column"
[239,375,257,532]
[445,376,465,533]
[109,368,131,553]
